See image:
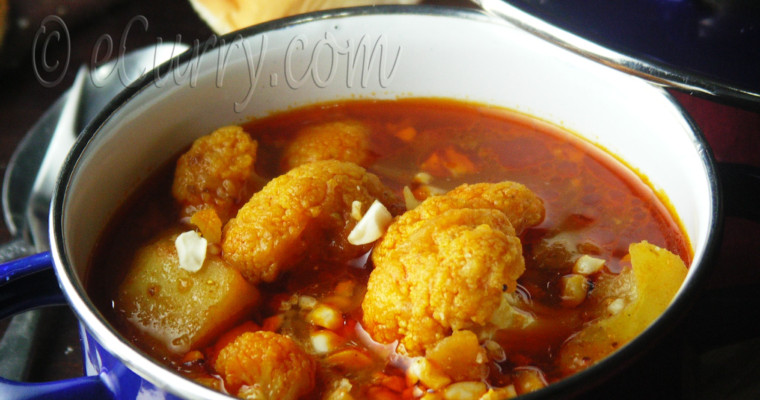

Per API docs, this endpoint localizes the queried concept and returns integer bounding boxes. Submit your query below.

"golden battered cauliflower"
[362,182,544,356]
[446,182,545,235]
[281,120,372,171]
[172,126,262,222]
[372,181,544,267]
[213,331,316,400]
[222,160,401,284]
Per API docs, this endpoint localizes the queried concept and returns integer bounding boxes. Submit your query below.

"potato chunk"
[117,230,260,354]
[559,241,687,374]
[426,330,487,382]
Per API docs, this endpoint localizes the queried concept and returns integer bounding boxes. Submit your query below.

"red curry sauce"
[89,98,690,398]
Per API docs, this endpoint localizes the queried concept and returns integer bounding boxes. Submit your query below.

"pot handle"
[0,252,113,399]
[0,238,38,264]
[0,253,63,320]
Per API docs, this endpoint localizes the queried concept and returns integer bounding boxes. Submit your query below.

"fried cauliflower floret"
[373,181,544,267]
[173,126,261,222]
[281,120,372,171]
[362,181,544,356]
[213,331,316,400]
[362,208,526,356]
[222,160,401,284]
[446,182,545,234]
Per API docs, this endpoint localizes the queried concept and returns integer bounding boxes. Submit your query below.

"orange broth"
[89,98,689,398]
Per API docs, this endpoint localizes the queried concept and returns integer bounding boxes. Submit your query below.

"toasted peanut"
[607,298,626,315]
[310,330,345,354]
[307,304,343,330]
[351,201,363,221]
[407,357,452,390]
[420,392,445,400]
[326,348,374,370]
[275,294,299,311]
[426,330,487,381]
[403,186,421,210]
[322,295,356,313]
[573,255,606,275]
[324,279,360,311]
[298,295,318,310]
[325,378,354,400]
[479,386,517,400]
[484,340,506,362]
[560,274,589,308]
[490,293,535,330]
[443,382,488,400]
[405,386,424,399]
[513,368,547,395]
[334,280,357,297]
[413,172,433,184]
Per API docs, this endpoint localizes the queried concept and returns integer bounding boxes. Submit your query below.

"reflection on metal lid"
[475,0,760,108]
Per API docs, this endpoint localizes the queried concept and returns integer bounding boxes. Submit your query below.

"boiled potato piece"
[426,330,488,382]
[559,241,687,374]
[117,230,260,354]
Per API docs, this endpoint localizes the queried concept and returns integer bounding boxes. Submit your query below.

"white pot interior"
[54,7,715,399]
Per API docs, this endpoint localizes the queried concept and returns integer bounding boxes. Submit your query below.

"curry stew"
[89,99,690,399]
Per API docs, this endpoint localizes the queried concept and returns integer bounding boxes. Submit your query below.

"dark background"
[1,0,759,398]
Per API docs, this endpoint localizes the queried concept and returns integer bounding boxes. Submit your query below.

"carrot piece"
[442,146,477,177]
[420,146,477,177]
[395,127,417,142]
[262,314,283,332]
[380,375,406,393]
[181,350,205,365]
[367,386,402,400]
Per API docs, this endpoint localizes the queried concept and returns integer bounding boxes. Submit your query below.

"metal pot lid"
[474,0,760,109]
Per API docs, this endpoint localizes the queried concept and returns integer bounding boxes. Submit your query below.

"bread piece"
[0,0,8,54]
[188,0,421,34]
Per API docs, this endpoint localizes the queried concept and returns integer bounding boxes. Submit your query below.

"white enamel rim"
[49,6,721,400]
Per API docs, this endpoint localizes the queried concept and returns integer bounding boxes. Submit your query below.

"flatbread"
[0,0,8,50]
[188,0,421,34]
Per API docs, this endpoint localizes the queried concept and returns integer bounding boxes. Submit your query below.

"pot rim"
[49,5,723,399]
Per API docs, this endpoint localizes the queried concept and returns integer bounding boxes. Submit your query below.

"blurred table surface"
[1,0,759,398]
